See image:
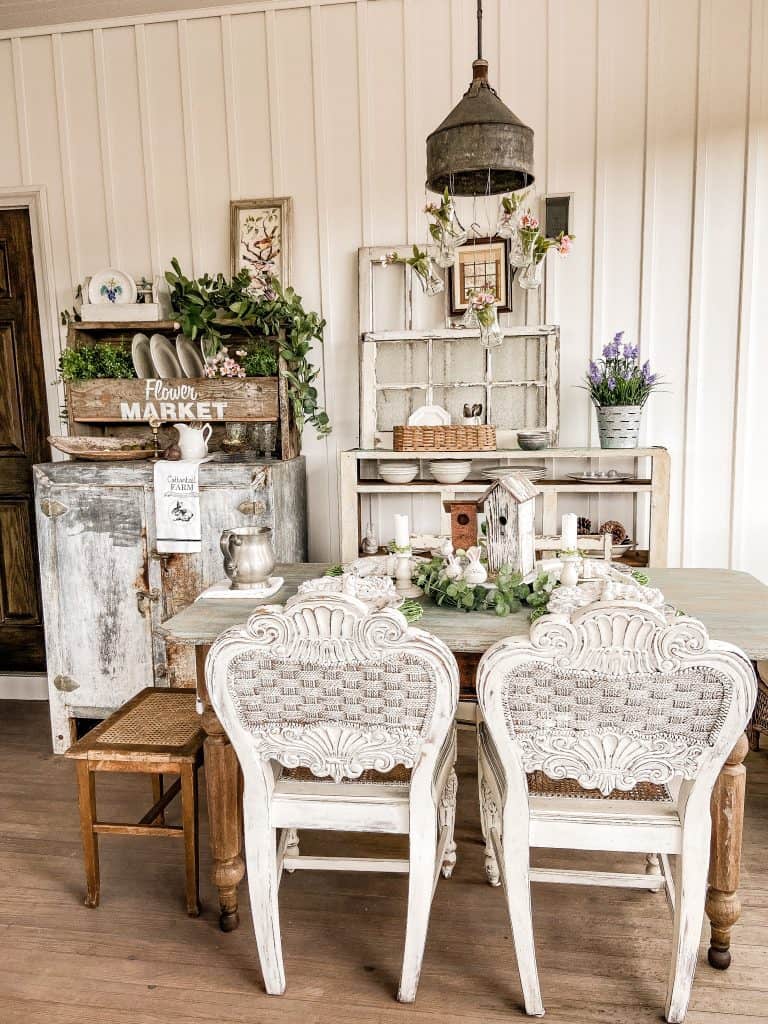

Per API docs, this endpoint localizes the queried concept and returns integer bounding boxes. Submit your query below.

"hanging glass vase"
[518,256,544,291]
[434,239,457,268]
[458,304,479,328]
[496,199,517,240]
[476,303,503,348]
[413,258,445,296]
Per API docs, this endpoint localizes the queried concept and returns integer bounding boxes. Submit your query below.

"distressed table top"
[157,563,768,659]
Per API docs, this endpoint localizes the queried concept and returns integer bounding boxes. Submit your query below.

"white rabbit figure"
[462,546,488,585]
[438,537,454,559]
[443,554,463,581]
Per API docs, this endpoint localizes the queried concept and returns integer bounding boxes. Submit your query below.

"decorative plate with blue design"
[88,268,137,305]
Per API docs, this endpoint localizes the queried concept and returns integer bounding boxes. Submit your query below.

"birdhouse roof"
[478,472,540,506]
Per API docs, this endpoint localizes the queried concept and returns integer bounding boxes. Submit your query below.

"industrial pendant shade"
[426,0,534,196]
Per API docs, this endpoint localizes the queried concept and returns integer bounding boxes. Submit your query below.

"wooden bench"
[66,687,204,916]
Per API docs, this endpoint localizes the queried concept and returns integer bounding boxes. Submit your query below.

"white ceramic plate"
[131,333,155,379]
[408,404,451,427]
[176,334,206,378]
[88,268,137,305]
[149,333,183,379]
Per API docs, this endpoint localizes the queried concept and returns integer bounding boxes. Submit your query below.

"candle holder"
[395,549,422,598]
[559,551,581,589]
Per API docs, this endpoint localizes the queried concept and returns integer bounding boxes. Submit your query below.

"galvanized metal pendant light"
[426,0,534,196]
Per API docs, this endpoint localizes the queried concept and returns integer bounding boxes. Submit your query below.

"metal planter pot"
[595,405,642,449]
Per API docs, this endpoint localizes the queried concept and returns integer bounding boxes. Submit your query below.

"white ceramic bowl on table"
[428,460,472,484]
[379,462,419,484]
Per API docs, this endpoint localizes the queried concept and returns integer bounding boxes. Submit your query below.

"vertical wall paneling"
[683,0,751,567]
[185,18,230,274]
[355,0,372,246]
[134,24,160,271]
[92,29,118,264]
[51,34,81,286]
[228,12,272,198]
[265,9,283,193]
[0,0,765,572]
[0,42,23,184]
[731,0,768,580]
[10,39,30,183]
[640,0,699,565]
[220,14,240,199]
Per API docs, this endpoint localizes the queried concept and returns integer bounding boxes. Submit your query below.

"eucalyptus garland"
[414,558,558,619]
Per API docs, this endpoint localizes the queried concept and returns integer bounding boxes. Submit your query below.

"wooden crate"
[64,321,300,459]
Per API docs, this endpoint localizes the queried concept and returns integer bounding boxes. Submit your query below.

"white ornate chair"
[476,600,756,1022]
[205,593,459,1002]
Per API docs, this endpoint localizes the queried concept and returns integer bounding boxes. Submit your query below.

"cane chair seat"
[526,771,671,802]
[280,764,412,786]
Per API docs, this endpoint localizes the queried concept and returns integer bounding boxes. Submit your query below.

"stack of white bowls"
[379,462,419,484]
[428,460,472,484]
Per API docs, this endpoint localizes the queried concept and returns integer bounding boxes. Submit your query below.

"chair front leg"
[439,768,458,878]
[496,811,544,1017]
[398,801,438,1003]
[243,799,286,995]
[665,812,711,1023]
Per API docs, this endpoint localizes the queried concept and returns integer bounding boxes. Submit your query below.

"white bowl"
[380,463,419,484]
[428,460,472,484]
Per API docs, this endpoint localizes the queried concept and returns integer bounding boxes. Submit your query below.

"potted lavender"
[585,332,661,448]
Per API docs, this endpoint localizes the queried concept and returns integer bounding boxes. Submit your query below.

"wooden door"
[0,209,49,672]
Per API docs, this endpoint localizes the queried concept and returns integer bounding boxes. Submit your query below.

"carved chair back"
[477,601,756,797]
[206,593,459,792]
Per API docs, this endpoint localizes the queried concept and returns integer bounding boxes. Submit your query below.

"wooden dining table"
[157,563,768,969]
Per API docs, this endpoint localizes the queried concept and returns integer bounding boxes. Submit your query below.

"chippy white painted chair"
[476,600,756,1022]
[206,592,459,1002]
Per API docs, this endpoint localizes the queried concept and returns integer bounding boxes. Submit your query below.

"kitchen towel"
[154,457,209,553]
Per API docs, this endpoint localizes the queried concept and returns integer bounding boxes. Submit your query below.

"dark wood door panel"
[0,208,49,672]
[0,500,39,621]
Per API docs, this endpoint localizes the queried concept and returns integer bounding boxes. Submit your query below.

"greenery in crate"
[415,558,558,619]
[165,258,330,437]
[59,342,136,381]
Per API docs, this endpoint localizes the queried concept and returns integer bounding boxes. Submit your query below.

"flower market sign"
[67,377,279,424]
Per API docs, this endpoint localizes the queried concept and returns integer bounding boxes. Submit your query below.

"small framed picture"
[230,197,292,299]
[448,236,512,314]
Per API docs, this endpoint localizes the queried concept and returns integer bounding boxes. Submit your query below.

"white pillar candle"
[561,512,578,552]
[393,513,410,550]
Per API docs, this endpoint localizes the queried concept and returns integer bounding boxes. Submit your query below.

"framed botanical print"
[230,197,292,299]
[448,235,511,314]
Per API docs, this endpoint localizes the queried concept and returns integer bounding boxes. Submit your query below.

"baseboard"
[0,674,48,700]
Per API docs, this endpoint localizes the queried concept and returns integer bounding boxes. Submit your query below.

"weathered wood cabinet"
[34,455,307,752]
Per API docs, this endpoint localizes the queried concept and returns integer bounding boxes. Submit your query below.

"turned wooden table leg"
[197,645,245,932]
[705,732,749,969]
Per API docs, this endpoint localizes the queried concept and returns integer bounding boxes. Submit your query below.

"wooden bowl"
[48,436,155,461]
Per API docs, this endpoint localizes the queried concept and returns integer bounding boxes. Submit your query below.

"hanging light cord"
[477,0,483,61]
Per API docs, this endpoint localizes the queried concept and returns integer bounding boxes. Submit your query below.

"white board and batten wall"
[0,0,766,580]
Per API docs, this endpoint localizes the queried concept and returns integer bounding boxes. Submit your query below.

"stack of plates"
[481,464,547,483]
[132,332,207,380]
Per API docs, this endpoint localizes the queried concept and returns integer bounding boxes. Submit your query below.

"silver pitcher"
[220,526,276,590]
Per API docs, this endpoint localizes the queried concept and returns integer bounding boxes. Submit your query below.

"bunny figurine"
[443,554,463,581]
[462,546,488,585]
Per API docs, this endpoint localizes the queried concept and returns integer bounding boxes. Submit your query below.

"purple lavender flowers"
[585,332,663,408]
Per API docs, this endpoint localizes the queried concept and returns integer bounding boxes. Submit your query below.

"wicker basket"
[393,424,496,452]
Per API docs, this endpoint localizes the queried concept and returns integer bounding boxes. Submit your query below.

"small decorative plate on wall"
[88,268,138,305]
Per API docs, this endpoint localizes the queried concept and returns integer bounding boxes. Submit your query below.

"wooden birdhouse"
[479,473,540,576]
[443,499,479,552]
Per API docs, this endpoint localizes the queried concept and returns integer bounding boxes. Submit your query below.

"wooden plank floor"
[1,701,767,1024]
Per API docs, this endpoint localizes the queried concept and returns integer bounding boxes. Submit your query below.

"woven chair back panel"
[502,662,731,747]
[227,650,437,734]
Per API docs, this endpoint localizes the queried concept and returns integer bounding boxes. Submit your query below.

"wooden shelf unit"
[339,446,670,566]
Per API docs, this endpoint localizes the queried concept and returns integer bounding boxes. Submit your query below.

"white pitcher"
[175,423,212,460]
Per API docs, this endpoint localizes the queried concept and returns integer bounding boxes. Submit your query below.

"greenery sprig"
[165,259,330,437]
[415,558,558,619]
